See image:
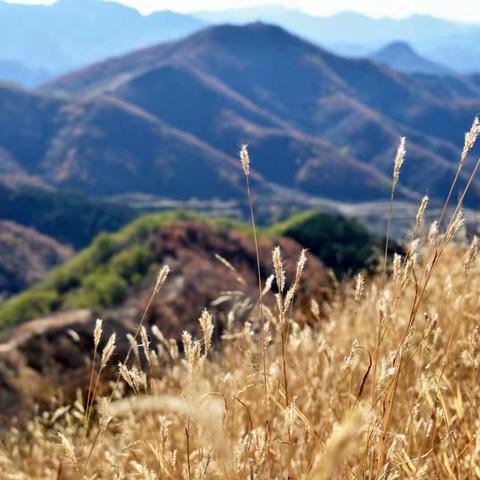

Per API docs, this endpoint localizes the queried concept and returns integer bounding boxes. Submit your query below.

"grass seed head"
[154,265,170,294]
[240,144,250,176]
[393,137,406,190]
[100,333,116,368]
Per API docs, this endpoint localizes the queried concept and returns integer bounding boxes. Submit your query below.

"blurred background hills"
[2,0,480,85]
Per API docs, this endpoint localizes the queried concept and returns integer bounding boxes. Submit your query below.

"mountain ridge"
[1,23,480,209]
[0,0,206,79]
[370,41,452,74]
[193,7,480,73]
[43,23,480,202]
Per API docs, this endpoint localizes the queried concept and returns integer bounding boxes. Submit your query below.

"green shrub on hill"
[0,290,61,327]
[272,210,382,278]
[0,209,385,329]
[0,212,196,328]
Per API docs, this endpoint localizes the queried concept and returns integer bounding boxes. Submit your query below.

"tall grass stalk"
[240,145,269,410]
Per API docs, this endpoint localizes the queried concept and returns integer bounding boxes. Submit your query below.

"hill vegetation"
[0,212,186,328]
[0,210,381,330]
[274,210,386,277]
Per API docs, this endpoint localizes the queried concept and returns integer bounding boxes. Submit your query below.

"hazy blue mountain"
[0,0,206,73]
[194,6,480,72]
[4,24,479,207]
[370,41,452,75]
[0,60,52,87]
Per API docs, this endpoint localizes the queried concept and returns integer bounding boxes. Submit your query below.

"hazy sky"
[5,0,480,23]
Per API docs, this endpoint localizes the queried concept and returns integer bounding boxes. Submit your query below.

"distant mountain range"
[0,220,72,298]
[0,0,205,77]
[194,6,480,73]
[0,60,51,88]
[1,0,480,87]
[0,24,478,209]
[370,42,453,75]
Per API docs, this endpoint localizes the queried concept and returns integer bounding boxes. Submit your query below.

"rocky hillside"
[0,209,388,328]
[0,221,73,299]
[43,24,480,204]
[0,213,328,327]
[0,25,479,207]
[0,215,331,423]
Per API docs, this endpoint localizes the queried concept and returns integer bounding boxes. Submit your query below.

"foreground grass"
[2,235,480,479]
[2,121,480,478]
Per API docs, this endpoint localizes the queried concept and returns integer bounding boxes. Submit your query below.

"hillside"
[0,0,205,76]
[0,213,332,420]
[0,207,386,422]
[0,81,283,203]
[41,24,480,205]
[0,25,479,206]
[0,221,73,299]
[370,41,452,75]
[0,210,386,330]
[1,207,480,477]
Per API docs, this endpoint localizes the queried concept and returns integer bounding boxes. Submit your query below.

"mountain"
[0,208,389,423]
[0,60,52,87]
[194,7,480,73]
[1,24,480,213]
[0,0,206,73]
[370,41,452,75]
[0,213,333,422]
[0,212,331,328]
[38,24,480,206]
[194,8,462,48]
[0,81,282,203]
[0,221,72,299]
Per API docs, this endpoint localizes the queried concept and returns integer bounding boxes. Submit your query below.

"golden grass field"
[1,120,480,479]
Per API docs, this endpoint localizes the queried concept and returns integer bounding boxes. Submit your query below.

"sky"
[4,0,480,23]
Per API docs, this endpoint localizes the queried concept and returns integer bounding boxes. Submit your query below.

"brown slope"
[112,62,291,161]
[0,220,330,425]
[111,62,406,201]
[41,95,281,200]
[0,83,63,172]
[313,94,477,202]
[0,221,73,299]
[42,23,480,205]
[156,24,480,152]
[0,81,281,203]
[408,73,480,101]
[44,22,476,136]
[106,59,470,203]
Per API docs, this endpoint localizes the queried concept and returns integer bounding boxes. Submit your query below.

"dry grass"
[1,126,480,479]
